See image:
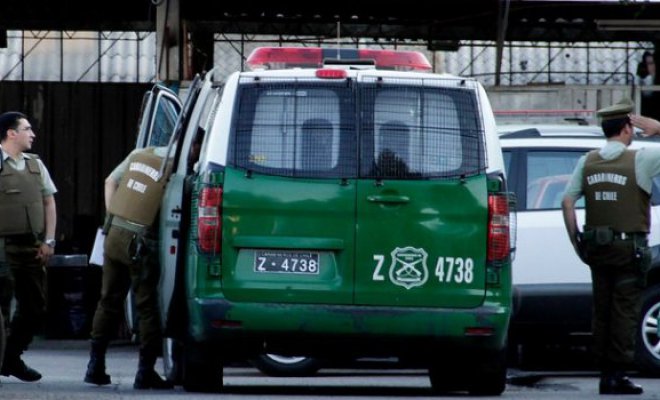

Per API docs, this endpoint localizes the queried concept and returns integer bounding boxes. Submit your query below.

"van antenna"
[336,21,341,59]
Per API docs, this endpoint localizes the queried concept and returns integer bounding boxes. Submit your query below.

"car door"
[134,84,182,149]
[502,144,594,340]
[122,83,182,334]
[508,147,589,286]
[158,73,216,322]
[220,80,357,305]
[354,80,489,308]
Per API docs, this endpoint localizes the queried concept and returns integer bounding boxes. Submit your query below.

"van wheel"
[251,354,321,377]
[181,344,223,393]
[429,365,466,394]
[636,285,660,375]
[430,349,506,396]
[517,343,547,370]
[466,349,507,396]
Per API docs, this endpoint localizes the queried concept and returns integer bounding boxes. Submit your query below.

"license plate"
[254,250,320,274]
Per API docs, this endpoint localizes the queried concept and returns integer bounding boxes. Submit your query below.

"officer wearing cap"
[0,111,57,383]
[84,146,172,390]
[562,99,660,395]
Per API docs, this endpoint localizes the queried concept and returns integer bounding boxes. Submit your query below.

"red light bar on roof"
[356,49,431,72]
[247,47,323,70]
[246,47,432,72]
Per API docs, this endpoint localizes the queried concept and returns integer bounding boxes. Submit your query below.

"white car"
[499,125,660,373]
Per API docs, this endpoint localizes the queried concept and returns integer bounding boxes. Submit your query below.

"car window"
[361,85,485,179]
[231,81,485,180]
[526,151,584,210]
[232,81,355,178]
[149,95,181,147]
[652,176,660,206]
[503,151,512,182]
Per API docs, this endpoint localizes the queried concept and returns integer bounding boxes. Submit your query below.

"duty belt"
[613,232,646,241]
[111,216,149,236]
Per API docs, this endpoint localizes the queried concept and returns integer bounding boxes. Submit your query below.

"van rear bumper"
[187,297,510,358]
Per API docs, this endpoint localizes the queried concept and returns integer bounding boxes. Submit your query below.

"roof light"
[247,47,323,70]
[315,69,347,79]
[246,47,432,72]
[356,49,432,72]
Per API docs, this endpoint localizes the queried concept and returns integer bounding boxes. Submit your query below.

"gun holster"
[582,226,614,246]
[102,214,113,235]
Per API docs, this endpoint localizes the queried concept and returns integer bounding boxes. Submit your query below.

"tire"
[429,349,506,396]
[467,349,507,396]
[516,343,548,370]
[251,354,322,377]
[181,343,223,393]
[429,365,467,394]
[636,285,660,375]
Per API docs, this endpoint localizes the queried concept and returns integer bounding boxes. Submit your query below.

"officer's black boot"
[1,335,41,382]
[599,370,643,395]
[84,339,111,385]
[133,349,173,390]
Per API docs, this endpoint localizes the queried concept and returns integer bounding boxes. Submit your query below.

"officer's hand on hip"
[36,242,54,264]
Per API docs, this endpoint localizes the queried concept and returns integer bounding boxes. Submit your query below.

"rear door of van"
[221,79,357,305]
[354,78,489,308]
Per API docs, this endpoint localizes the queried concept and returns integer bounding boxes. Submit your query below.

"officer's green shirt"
[1,147,58,196]
[565,141,660,200]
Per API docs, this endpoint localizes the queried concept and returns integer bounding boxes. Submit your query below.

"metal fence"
[0,30,654,87]
[214,34,654,87]
[0,30,156,82]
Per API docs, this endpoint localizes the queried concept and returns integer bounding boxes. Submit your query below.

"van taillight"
[487,194,510,262]
[198,187,223,253]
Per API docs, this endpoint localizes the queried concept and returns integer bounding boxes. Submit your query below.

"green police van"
[136,47,514,395]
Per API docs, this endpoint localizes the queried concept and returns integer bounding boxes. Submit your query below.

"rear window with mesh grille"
[231,78,485,179]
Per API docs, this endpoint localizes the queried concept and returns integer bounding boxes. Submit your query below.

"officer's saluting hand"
[630,114,660,138]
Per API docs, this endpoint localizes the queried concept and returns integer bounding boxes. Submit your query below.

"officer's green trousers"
[90,225,163,355]
[590,258,644,369]
[0,235,47,357]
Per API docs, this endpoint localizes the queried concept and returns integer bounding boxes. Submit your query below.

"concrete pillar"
[155,0,182,82]
[185,27,214,79]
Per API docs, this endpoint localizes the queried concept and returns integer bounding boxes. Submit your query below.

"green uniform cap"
[596,98,634,122]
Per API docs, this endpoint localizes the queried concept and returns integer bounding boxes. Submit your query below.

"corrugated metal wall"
[0,82,151,254]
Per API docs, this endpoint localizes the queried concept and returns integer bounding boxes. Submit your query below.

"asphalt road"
[1,339,659,399]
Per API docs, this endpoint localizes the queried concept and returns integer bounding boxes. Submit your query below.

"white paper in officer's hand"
[90,228,105,266]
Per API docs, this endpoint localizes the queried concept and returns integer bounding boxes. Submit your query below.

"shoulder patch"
[26,158,42,174]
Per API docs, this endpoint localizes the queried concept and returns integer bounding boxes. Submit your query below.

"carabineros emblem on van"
[389,247,429,290]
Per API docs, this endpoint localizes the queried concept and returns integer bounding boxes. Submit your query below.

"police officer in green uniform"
[84,146,172,390]
[0,237,6,373]
[562,99,660,395]
[0,111,57,383]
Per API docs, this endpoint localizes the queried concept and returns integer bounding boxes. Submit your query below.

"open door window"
[135,84,182,149]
